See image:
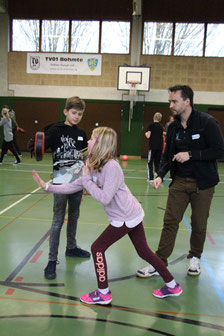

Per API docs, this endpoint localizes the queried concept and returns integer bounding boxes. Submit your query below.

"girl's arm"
[82,162,122,205]
[32,170,84,194]
[0,117,6,126]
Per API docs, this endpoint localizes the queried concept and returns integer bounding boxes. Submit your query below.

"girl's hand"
[32,170,46,189]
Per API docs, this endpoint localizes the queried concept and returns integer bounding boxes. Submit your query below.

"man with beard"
[137,85,224,277]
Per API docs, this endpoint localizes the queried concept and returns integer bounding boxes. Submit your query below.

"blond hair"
[153,112,162,122]
[1,108,10,120]
[88,127,117,171]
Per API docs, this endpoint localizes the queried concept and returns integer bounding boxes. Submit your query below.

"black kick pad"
[34,132,45,161]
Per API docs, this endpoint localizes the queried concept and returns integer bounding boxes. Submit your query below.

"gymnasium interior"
[0,0,224,335]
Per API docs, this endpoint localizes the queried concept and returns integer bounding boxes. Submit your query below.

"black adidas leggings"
[91,222,174,289]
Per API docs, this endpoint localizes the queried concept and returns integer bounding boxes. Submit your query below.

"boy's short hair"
[65,96,86,111]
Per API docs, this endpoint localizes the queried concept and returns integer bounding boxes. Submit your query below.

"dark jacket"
[158,109,224,190]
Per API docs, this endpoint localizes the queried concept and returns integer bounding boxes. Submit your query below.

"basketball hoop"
[127,80,140,88]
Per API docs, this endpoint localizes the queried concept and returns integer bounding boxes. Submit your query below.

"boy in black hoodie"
[43,96,90,279]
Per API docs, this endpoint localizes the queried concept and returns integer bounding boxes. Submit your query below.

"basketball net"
[127,81,140,132]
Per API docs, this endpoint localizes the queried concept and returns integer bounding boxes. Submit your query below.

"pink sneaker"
[153,283,183,298]
[80,289,112,305]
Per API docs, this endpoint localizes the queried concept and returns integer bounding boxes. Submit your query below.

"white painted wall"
[8,84,224,106]
[0,14,14,96]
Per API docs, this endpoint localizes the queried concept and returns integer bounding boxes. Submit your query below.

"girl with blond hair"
[32,126,182,304]
[0,108,21,165]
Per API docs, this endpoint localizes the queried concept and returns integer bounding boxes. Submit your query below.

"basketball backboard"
[117,65,151,91]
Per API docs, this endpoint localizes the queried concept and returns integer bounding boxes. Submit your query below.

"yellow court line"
[0,168,52,174]
[0,296,223,320]
[1,215,224,233]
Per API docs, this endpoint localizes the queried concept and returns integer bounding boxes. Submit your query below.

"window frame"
[10,18,132,55]
[142,21,224,58]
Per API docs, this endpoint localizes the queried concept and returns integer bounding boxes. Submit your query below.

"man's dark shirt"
[175,116,195,178]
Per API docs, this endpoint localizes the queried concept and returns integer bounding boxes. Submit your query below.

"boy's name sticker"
[78,136,83,141]
[192,134,200,140]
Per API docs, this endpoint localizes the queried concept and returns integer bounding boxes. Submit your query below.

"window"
[174,23,204,56]
[42,20,69,52]
[101,21,130,54]
[12,19,40,51]
[205,24,224,57]
[11,18,224,58]
[71,21,100,53]
[143,22,173,55]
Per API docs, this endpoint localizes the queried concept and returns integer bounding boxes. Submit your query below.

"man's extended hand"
[152,177,162,190]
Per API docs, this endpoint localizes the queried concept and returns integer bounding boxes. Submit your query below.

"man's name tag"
[78,136,83,141]
[192,134,200,140]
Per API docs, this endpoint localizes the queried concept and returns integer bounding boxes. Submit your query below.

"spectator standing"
[145,112,164,182]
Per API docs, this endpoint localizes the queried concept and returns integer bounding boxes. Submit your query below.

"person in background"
[0,107,21,165]
[3,105,22,157]
[164,115,174,133]
[145,112,164,182]
[137,85,224,278]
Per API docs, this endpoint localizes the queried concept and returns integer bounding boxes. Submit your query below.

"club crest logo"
[30,56,40,70]
[87,58,98,71]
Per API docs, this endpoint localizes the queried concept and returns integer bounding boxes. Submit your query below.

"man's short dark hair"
[168,85,194,108]
[65,96,86,111]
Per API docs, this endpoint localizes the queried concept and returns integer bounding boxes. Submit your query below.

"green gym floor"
[0,153,224,336]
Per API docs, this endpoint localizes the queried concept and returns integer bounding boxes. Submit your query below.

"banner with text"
[27,53,102,76]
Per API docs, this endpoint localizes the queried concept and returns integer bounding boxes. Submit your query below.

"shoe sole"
[136,271,159,278]
[187,271,200,276]
[65,253,90,258]
[45,274,56,279]
[80,298,112,305]
[153,289,183,298]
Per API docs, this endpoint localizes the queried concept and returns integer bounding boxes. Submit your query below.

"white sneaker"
[187,257,201,276]
[136,264,159,278]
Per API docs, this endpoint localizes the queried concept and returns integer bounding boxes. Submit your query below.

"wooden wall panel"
[14,100,61,151]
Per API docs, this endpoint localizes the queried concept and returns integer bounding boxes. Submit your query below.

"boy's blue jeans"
[49,191,83,261]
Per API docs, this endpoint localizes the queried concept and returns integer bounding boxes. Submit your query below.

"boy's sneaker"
[80,289,112,305]
[14,161,21,165]
[136,264,159,278]
[44,260,57,279]
[65,247,90,258]
[187,257,201,276]
[153,283,183,298]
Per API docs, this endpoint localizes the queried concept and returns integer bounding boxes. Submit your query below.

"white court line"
[0,180,52,215]
[0,186,41,215]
